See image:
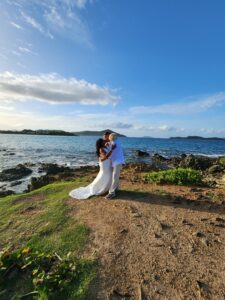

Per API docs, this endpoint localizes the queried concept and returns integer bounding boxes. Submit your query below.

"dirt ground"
[67,172,225,300]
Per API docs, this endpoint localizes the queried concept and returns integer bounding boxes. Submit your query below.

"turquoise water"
[1,134,225,172]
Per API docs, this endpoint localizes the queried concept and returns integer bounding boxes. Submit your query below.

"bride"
[69,138,115,199]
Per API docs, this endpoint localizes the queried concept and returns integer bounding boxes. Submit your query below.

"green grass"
[144,168,202,186]
[219,157,225,166]
[0,178,95,299]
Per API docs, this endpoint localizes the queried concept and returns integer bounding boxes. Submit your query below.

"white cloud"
[130,93,225,114]
[5,0,93,48]
[11,50,21,57]
[21,11,54,39]
[18,46,37,55]
[10,21,23,30]
[0,72,119,106]
[134,124,185,132]
[0,105,15,111]
[96,122,133,129]
[44,4,93,47]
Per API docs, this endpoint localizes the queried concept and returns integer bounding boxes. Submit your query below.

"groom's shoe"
[105,193,116,200]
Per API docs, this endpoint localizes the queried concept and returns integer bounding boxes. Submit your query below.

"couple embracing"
[69,131,125,200]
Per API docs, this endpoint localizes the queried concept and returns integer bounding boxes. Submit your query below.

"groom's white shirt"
[109,140,125,167]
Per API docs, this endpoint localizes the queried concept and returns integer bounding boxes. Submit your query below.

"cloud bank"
[0,72,119,105]
[130,93,225,114]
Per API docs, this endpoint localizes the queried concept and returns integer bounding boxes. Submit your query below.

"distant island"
[0,129,77,136]
[73,129,126,137]
[0,129,126,137]
[170,136,225,140]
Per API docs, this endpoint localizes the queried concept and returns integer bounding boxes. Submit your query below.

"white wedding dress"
[69,155,112,200]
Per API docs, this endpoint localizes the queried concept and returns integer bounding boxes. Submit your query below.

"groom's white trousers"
[109,164,122,195]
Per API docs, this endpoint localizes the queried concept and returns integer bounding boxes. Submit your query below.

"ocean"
[0,134,225,193]
[1,134,225,171]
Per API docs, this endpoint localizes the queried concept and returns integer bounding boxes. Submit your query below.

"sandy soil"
[67,172,225,300]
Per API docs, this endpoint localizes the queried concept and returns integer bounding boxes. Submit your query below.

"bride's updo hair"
[109,133,117,141]
[96,138,105,157]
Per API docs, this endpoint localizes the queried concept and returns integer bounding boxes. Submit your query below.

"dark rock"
[39,163,71,175]
[0,164,32,181]
[23,162,36,167]
[179,154,215,170]
[135,150,149,157]
[3,152,16,156]
[10,181,22,187]
[0,190,15,198]
[152,153,168,162]
[28,175,53,191]
[207,165,224,174]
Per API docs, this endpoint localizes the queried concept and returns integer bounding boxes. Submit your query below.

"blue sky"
[0,0,225,137]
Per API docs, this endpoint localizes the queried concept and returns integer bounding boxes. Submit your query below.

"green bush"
[0,247,95,300]
[219,157,225,165]
[144,168,202,186]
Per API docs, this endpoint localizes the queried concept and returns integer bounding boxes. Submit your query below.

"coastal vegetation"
[0,180,95,299]
[144,168,202,185]
[219,157,225,165]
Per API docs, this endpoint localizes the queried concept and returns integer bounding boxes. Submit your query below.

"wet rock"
[3,152,16,156]
[135,150,149,157]
[10,180,22,187]
[0,190,15,198]
[152,153,168,162]
[39,163,71,175]
[23,162,36,167]
[0,164,32,181]
[0,184,7,189]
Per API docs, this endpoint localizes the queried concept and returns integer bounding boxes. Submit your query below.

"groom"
[103,131,125,199]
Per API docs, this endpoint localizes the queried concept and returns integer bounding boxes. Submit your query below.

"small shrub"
[219,157,225,166]
[144,168,202,186]
[0,246,95,300]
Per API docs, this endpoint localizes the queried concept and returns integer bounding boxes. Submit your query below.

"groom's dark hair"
[104,131,111,136]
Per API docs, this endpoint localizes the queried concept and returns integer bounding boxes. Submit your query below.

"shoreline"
[0,152,224,198]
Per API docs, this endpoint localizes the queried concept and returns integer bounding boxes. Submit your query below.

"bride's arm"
[100,147,115,161]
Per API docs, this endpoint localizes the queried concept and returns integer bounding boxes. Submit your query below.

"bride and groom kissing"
[69,131,125,200]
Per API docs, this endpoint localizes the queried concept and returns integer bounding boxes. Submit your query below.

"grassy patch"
[0,178,95,299]
[144,168,202,186]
